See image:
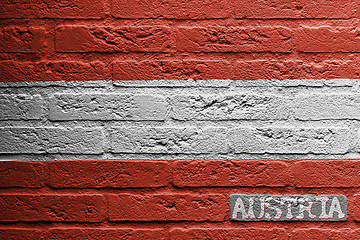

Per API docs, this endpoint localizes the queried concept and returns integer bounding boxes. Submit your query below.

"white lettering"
[265,197,284,220]
[232,197,255,220]
[328,197,345,219]
[315,196,330,219]
[284,197,298,220]
[296,197,316,220]
[231,195,346,221]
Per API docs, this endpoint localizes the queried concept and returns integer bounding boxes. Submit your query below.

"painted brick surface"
[0,194,106,222]
[112,0,230,19]
[0,228,45,240]
[0,0,105,19]
[294,94,360,120]
[230,127,351,154]
[0,159,359,236]
[109,127,229,153]
[112,60,232,80]
[55,26,173,53]
[233,60,360,80]
[170,228,288,239]
[50,160,170,188]
[49,228,169,240]
[0,27,48,53]
[292,160,360,188]
[0,161,48,188]
[0,94,44,120]
[2,0,360,238]
[297,27,360,53]
[234,0,353,19]
[173,160,289,187]
[0,61,109,82]
[176,26,293,53]
[50,93,167,121]
[0,127,104,154]
[170,94,291,120]
[108,194,227,221]
[291,229,360,240]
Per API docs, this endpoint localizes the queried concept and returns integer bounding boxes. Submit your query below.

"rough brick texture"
[50,93,167,120]
[292,160,360,188]
[1,0,360,238]
[235,0,354,19]
[0,159,359,236]
[112,0,230,19]
[1,0,360,81]
[0,0,105,19]
[112,60,232,80]
[170,94,291,120]
[50,160,170,188]
[0,94,43,120]
[0,161,47,188]
[55,26,173,53]
[0,27,48,53]
[0,61,109,82]
[292,229,360,240]
[108,194,227,221]
[173,160,289,187]
[0,194,106,222]
[0,127,104,154]
[0,228,45,240]
[176,26,293,53]
[230,127,351,154]
[297,27,360,53]
[170,228,288,239]
[48,228,169,240]
[109,127,229,153]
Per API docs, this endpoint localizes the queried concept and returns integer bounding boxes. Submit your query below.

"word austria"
[230,194,347,222]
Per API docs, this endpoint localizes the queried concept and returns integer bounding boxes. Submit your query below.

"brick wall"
[1,0,360,239]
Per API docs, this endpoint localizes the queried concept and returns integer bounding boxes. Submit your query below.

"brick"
[0,0,105,19]
[0,60,108,82]
[294,94,360,120]
[113,79,232,88]
[176,26,293,52]
[0,161,48,188]
[354,195,360,221]
[0,94,43,120]
[109,127,228,154]
[0,194,106,222]
[0,127,104,154]
[293,60,359,79]
[112,60,232,80]
[234,60,300,80]
[235,0,353,19]
[49,228,168,239]
[108,194,226,221]
[170,94,291,120]
[170,228,288,240]
[292,160,360,188]
[50,160,170,188]
[292,229,356,240]
[112,0,230,19]
[0,27,47,53]
[173,160,289,187]
[234,60,360,80]
[49,93,167,121]
[56,26,173,53]
[230,127,351,154]
[0,228,45,240]
[297,26,360,52]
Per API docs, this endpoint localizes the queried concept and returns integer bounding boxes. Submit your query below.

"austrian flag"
[1,0,360,239]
